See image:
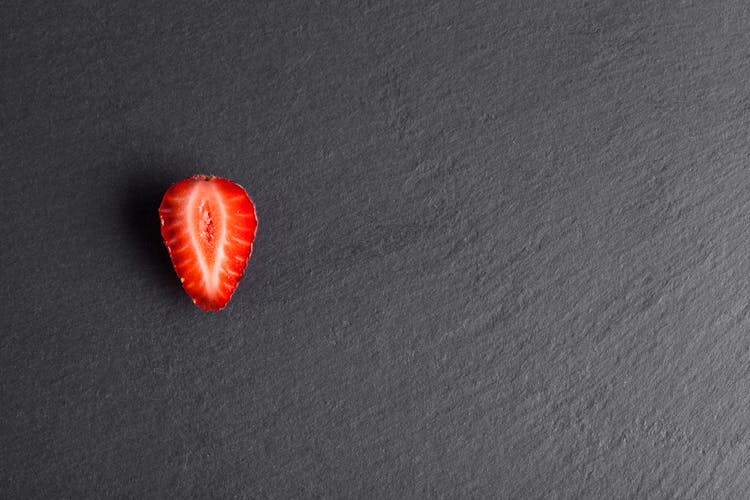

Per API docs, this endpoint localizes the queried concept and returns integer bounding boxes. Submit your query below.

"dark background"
[3,0,750,497]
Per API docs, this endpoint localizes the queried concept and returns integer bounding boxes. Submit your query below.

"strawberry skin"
[159,175,258,311]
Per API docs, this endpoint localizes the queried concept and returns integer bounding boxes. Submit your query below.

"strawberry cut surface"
[159,175,258,311]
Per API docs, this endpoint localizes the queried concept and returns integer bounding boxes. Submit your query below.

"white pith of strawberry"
[159,175,258,311]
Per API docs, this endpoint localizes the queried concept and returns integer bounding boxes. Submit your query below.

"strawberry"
[159,175,258,311]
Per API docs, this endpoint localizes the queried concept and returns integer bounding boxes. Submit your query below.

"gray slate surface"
[3,0,750,497]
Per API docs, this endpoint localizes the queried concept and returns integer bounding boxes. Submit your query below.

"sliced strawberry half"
[159,175,258,311]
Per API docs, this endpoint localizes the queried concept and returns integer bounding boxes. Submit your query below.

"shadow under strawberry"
[120,175,185,297]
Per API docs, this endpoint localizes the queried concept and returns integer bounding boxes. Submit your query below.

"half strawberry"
[159,175,258,311]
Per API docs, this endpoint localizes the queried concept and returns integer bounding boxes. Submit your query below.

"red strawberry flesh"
[159,175,257,311]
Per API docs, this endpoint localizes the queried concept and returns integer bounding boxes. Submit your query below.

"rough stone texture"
[3,1,750,497]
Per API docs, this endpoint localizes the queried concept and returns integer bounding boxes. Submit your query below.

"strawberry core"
[198,201,215,247]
